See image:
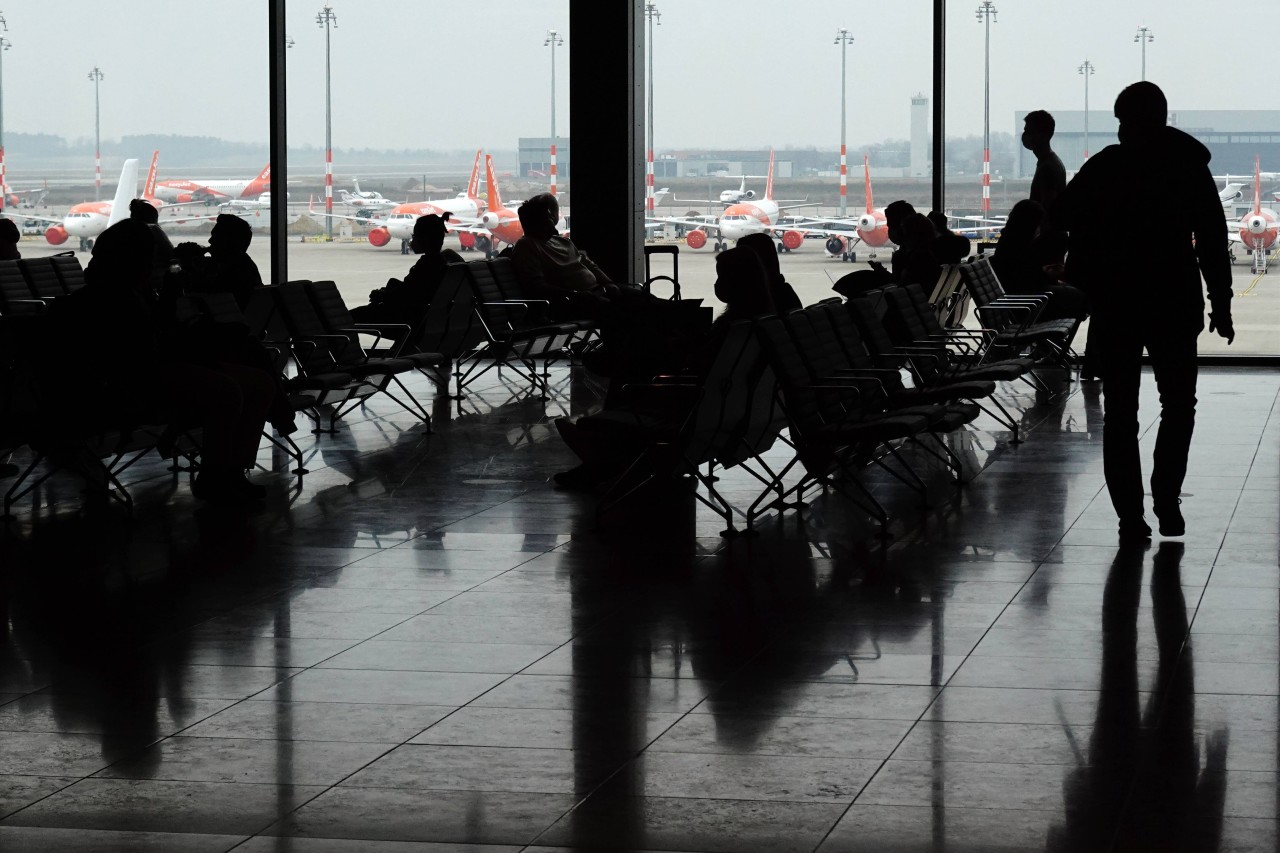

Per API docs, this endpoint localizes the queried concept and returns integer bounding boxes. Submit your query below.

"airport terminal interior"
[3,3,1280,851]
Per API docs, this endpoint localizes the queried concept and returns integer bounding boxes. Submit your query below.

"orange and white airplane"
[364,150,487,252]
[664,150,868,255]
[1229,156,1279,274]
[25,158,139,250]
[457,153,569,258]
[152,163,272,205]
[822,156,891,261]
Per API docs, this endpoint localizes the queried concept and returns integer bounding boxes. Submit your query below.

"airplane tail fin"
[143,150,159,199]
[764,150,775,201]
[106,159,140,228]
[243,163,272,199]
[654,187,670,207]
[353,177,362,195]
[484,154,503,212]
[864,155,874,214]
[466,149,482,202]
[1255,155,1262,215]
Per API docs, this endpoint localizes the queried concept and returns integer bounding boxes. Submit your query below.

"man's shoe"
[1154,498,1185,536]
[1118,516,1152,542]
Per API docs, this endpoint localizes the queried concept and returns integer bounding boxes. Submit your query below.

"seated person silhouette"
[129,198,175,295]
[0,217,20,261]
[351,213,464,325]
[47,219,276,505]
[553,246,774,490]
[990,199,1086,323]
[890,212,943,286]
[174,214,263,310]
[926,210,972,263]
[737,232,802,313]
[512,192,629,315]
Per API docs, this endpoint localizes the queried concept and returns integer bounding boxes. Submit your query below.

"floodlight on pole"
[88,66,104,201]
[1078,59,1095,164]
[544,29,564,140]
[644,4,660,214]
[317,3,337,239]
[834,28,854,218]
[0,11,11,216]
[1134,26,1153,81]
[976,1,997,238]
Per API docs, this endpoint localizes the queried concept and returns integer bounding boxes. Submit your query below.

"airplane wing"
[651,215,722,236]
[14,213,63,225]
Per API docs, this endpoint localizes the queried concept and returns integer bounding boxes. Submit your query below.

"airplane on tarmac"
[661,151,867,255]
[457,153,568,258]
[0,181,48,209]
[24,159,139,251]
[152,163,272,204]
[1228,157,1279,274]
[360,150,487,253]
[337,178,397,214]
[821,156,891,262]
[222,190,289,211]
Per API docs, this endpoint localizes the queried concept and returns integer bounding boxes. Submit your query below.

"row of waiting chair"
[0,253,86,314]
[580,282,1051,539]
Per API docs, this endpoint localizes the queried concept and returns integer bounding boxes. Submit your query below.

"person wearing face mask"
[1053,81,1234,541]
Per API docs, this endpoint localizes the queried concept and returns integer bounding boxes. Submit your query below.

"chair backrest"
[50,252,86,293]
[19,258,63,299]
[486,257,526,301]
[305,280,355,331]
[958,256,1017,329]
[681,320,757,465]
[418,262,483,357]
[275,282,332,338]
[0,259,31,307]
[192,291,248,326]
[755,314,826,436]
[465,261,505,304]
[844,297,898,359]
[243,285,286,340]
[713,324,783,467]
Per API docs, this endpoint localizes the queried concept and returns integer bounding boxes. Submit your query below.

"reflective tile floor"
[0,365,1277,852]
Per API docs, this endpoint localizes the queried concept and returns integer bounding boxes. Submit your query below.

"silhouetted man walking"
[1054,82,1234,540]
[1023,110,1066,213]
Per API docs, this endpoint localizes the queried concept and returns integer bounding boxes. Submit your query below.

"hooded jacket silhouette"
[1053,125,1231,331]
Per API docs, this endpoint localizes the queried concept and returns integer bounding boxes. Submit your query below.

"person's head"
[1021,110,1056,152]
[209,213,252,257]
[900,212,937,249]
[0,217,18,245]
[86,218,154,291]
[925,210,950,236]
[999,199,1046,245]
[1114,81,1168,145]
[713,245,773,318]
[129,198,159,224]
[884,200,917,245]
[736,232,782,282]
[517,193,559,240]
[410,212,450,254]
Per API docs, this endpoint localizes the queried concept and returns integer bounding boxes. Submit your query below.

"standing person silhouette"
[1022,110,1066,213]
[1054,82,1234,540]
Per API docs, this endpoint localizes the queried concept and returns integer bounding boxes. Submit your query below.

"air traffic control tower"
[910,94,929,178]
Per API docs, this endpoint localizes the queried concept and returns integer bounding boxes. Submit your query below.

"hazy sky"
[3,0,1274,154]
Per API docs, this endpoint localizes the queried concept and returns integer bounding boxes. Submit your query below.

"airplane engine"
[177,193,194,203]
[781,230,805,251]
[44,225,68,245]
[367,226,391,247]
[857,213,878,232]
[480,212,502,230]
[741,190,756,200]
[1247,215,1270,236]
[825,235,851,256]
[686,229,708,250]
[457,231,476,250]
[4,194,17,208]
[1226,190,1243,202]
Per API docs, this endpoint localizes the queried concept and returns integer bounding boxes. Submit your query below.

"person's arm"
[1193,166,1234,341]
[575,246,614,286]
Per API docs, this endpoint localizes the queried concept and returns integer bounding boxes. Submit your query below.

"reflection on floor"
[0,364,1277,852]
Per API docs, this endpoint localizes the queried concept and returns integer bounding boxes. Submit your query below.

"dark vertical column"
[568,0,644,284]
[268,0,288,285]
[932,0,945,214]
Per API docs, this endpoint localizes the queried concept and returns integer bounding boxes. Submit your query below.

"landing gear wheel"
[399,239,411,255]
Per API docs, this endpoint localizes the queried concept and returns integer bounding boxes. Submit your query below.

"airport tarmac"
[14,232,1275,357]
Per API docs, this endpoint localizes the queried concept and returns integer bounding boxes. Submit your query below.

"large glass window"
[646,2,932,308]
[4,1,266,264]
[947,1,1280,356]
[285,2,570,310]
